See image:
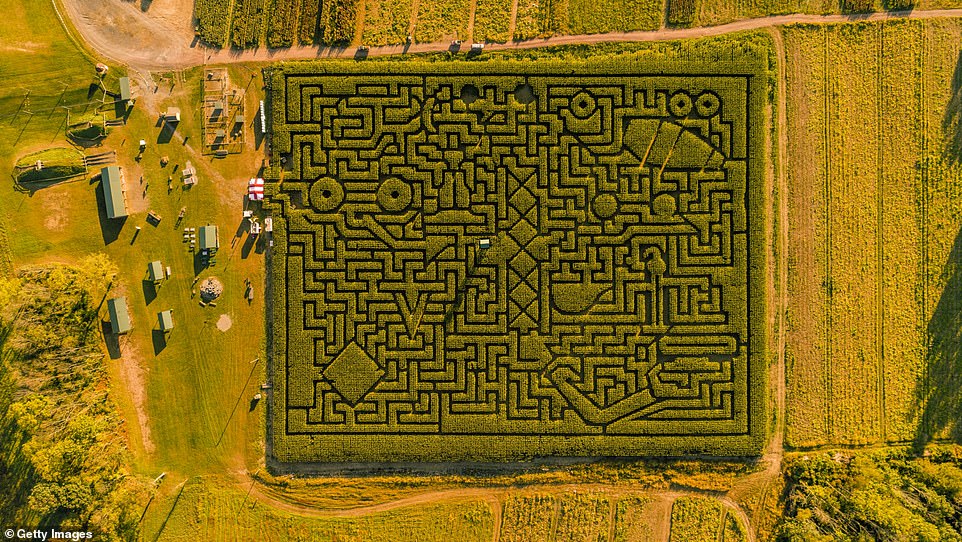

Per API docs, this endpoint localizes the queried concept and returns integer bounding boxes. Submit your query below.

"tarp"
[248,178,264,201]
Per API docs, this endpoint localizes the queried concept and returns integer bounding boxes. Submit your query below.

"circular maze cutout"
[460,84,480,105]
[514,83,536,105]
[570,91,597,119]
[592,193,618,219]
[652,193,677,217]
[668,91,693,117]
[377,178,412,211]
[695,91,721,117]
[309,177,344,212]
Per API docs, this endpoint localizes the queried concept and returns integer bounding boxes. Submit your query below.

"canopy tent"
[248,178,264,201]
[199,225,219,251]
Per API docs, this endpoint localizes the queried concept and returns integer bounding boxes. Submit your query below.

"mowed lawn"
[783,19,962,448]
[0,0,268,504]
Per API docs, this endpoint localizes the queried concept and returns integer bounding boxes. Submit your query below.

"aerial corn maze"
[264,56,769,462]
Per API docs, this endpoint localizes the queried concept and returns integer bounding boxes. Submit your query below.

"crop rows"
[321,0,361,44]
[668,497,739,542]
[784,19,962,448]
[195,0,234,47]
[298,0,321,43]
[361,0,413,45]
[567,0,663,34]
[471,0,513,43]
[267,0,302,47]
[667,0,696,26]
[231,0,267,48]
[265,55,769,462]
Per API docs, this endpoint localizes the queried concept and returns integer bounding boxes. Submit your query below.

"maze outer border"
[265,57,769,463]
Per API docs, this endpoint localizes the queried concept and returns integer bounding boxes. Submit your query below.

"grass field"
[784,19,962,448]
[143,476,495,541]
[668,496,746,542]
[143,479,722,542]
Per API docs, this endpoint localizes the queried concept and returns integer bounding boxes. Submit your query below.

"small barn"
[107,297,131,334]
[164,107,181,122]
[158,310,174,332]
[119,77,131,102]
[148,260,165,282]
[199,225,219,251]
[101,165,127,219]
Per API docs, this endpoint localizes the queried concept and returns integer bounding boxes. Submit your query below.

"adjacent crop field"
[668,496,746,542]
[784,19,962,448]
[195,0,234,46]
[265,53,769,462]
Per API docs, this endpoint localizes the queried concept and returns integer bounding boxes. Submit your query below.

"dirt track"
[56,0,962,71]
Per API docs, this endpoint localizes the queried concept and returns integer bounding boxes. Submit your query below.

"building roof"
[158,310,173,331]
[165,107,180,120]
[148,260,164,281]
[107,297,131,334]
[199,225,218,250]
[101,165,127,219]
[235,114,245,124]
[119,77,131,101]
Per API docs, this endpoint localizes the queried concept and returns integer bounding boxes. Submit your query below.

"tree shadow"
[942,50,962,164]
[152,329,167,355]
[915,224,962,450]
[94,180,126,245]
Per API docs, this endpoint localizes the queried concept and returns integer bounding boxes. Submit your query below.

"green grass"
[142,476,494,542]
[14,147,85,184]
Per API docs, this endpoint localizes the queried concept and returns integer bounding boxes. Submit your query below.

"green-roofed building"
[158,310,173,332]
[199,225,219,251]
[119,77,131,102]
[107,297,131,334]
[100,165,127,219]
[148,260,164,282]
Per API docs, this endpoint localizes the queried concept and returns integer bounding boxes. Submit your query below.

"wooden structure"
[100,165,127,219]
[107,297,131,334]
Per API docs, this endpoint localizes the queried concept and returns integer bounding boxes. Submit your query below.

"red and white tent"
[248,178,264,201]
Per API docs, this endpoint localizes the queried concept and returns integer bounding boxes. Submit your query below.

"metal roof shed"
[158,310,174,331]
[107,297,131,334]
[101,165,127,219]
[148,260,164,281]
[119,77,131,101]
[199,225,218,250]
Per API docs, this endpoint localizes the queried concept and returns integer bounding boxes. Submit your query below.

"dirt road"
[56,0,962,71]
